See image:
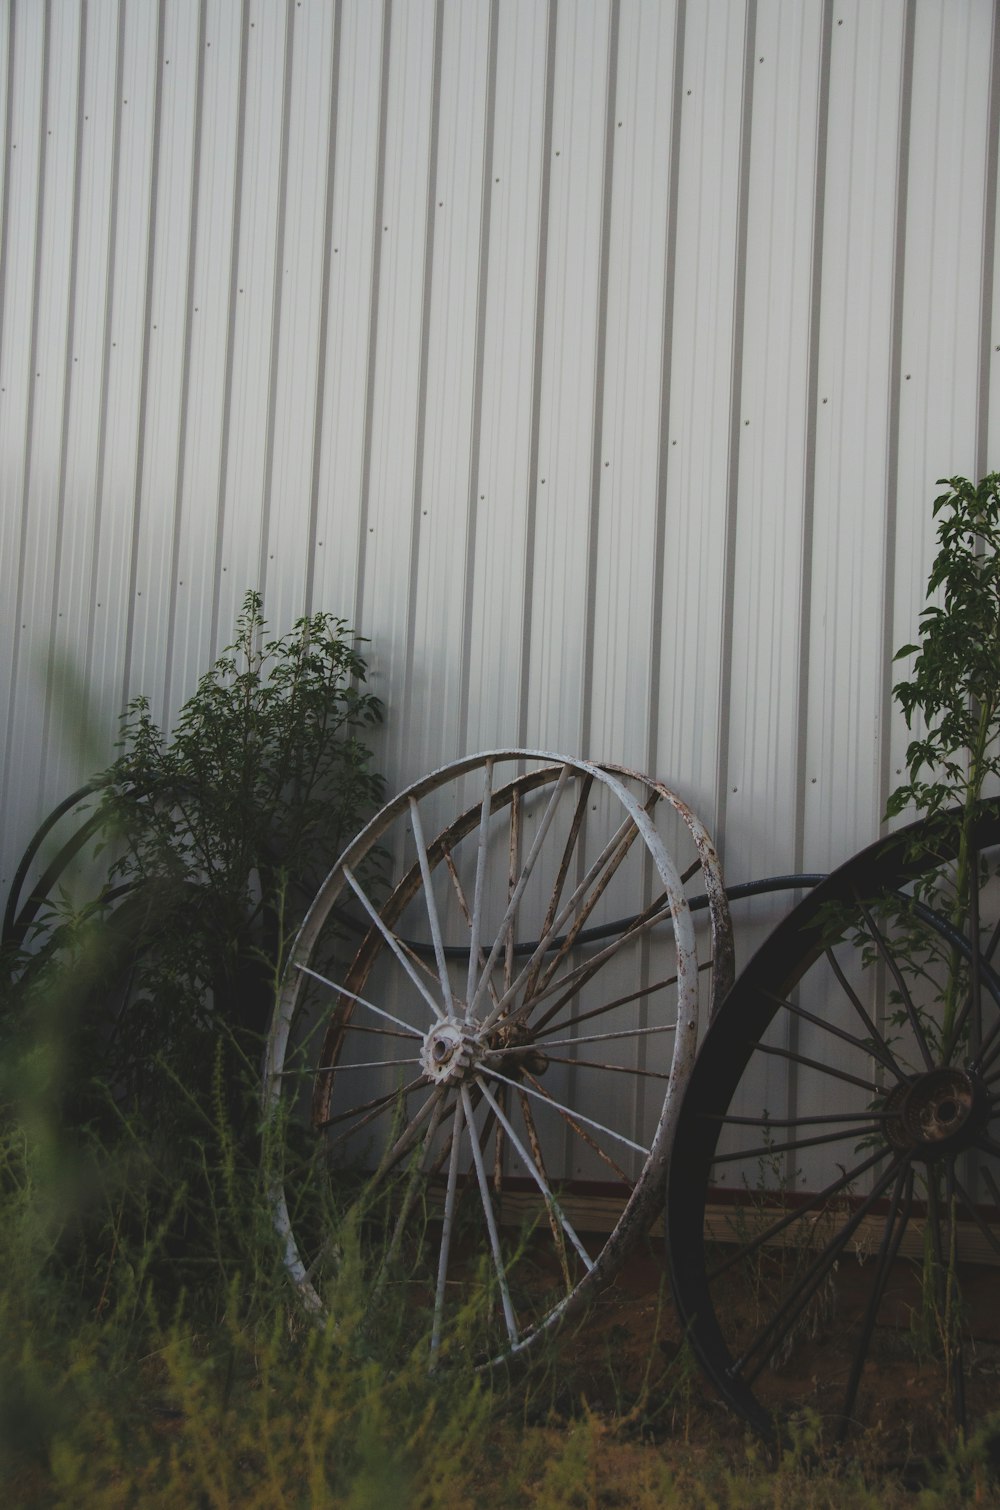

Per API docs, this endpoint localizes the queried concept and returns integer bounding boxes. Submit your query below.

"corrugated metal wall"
[2,0,999,963]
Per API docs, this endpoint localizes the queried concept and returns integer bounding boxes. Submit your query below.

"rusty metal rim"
[667,799,1000,1444]
[262,750,731,1362]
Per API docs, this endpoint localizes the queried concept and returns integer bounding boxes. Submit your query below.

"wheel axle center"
[886,1067,986,1155]
[420,1021,479,1084]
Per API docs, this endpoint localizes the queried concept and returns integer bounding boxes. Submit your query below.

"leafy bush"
[0,592,385,1315]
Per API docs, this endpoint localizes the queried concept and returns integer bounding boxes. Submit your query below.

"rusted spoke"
[317,1074,428,1137]
[518,1089,573,1291]
[474,1077,595,1270]
[534,970,683,1039]
[518,906,671,1032]
[465,760,495,1012]
[482,1063,649,1157]
[520,774,594,1002]
[343,867,447,1023]
[534,793,662,997]
[533,1052,670,1081]
[409,795,457,1016]
[440,843,502,1012]
[520,1069,631,1183]
[382,1092,448,1272]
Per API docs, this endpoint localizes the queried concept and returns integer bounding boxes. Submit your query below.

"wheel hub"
[420,1021,479,1084]
[884,1067,987,1156]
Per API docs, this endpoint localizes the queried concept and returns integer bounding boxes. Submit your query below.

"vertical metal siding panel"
[360,0,436,783]
[47,0,122,798]
[464,0,548,753]
[588,0,677,770]
[803,0,905,870]
[0,1,47,875]
[128,0,201,718]
[524,0,612,755]
[887,0,995,812]
[985,5,1000,467]
[723,0,824,891]
[171,0,243,706]
[403,0,492,778]
[215,0,290,642]
[311,0,384,626]
[652,0,746,824]
[86,1,157,742]
[263,0,337,635]
[4,1,79,846]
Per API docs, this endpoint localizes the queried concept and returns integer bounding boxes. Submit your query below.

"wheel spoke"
[519,774,594,1002]
[356,1084,444,1184]
[382,1092,449,1273]
[823,944,911,1078]
[534,799,660,998]
[431,1095,466,1359]
[709,1123,886,1165]
[505,788,522,993]
[461,1086,519,1345]
[465,759,495,1012]
[733,1154,906,1385]
[440,843,503,1012]
[408,796,457,1017]
[343,868,448,1022]
[518,1089,573,1292]
[933,1165,966,1432]
[275,1056,421,1076]
[538,1022,677,1051]
[535,971,683,1039]
[706,1145,893,1282]
[481,1063,649,1157]
[749,1040,882,1095]
[764,985,907,1082]
[980,1161,1000,1211]
[474,1076,594,1270]
[485,812,652,1032]
[708,1110,900,1129]
[470,764,574,1027]
[517,904,674,1034]
[533,1052,670,1081]
[855,892,935,1071]
[318,1074,428,1137]
[972,1011,1000,1075]
[837,1160,914,1440]
[295,965,424,1038]
[950,1167,1000,1262]
[521,1069,631,1183]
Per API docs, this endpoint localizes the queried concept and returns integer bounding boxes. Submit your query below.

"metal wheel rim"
[667,800,1000,1444]
[264,750,729,1363]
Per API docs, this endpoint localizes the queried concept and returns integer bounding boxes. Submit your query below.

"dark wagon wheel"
[263,751,731,1364]
[668,800,1000,1446]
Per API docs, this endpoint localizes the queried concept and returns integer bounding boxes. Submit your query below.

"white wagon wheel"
[263,751,731,1364]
